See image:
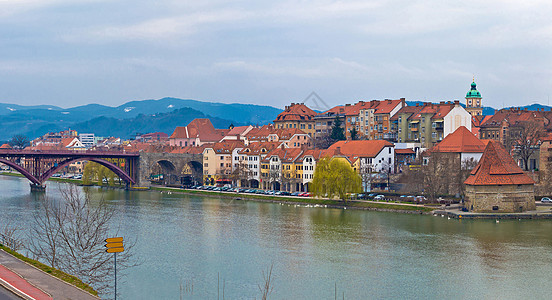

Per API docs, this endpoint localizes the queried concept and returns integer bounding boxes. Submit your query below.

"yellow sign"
[105,237,123,243]
[106,247,124,253]
[105,242,123,248]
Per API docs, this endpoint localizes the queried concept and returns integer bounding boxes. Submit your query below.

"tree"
[508,121,545,171]
[9,134,29,149]
[26,185,136,294]
[231,160,252,187]
[312,158,361,202]
[82,162,118,186]
[349,127,358,140]
[330,116,345,141]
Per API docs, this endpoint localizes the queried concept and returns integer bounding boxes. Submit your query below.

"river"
[1,175,552,299]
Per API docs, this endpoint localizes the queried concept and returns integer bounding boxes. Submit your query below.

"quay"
[0,249,99,300]
[434,204,552,219]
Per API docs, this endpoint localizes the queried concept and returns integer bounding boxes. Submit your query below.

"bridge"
[0,149,203,191]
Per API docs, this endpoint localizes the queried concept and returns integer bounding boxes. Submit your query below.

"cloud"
[62,9,252,43]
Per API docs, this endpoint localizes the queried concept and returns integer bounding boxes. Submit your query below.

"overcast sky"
[0,0,551,109]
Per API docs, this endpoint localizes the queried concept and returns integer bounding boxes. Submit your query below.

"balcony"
[410,127,418,132]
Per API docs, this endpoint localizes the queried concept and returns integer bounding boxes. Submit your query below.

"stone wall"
[464,184,536,213]
[136,152,203,188]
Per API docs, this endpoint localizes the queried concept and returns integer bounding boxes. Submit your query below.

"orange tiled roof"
[391,105,423,120]
[274,103,317,122]
[238,142,280,155]
[169,118,224,142]
[430,126,486,153]
[209,140,245,154]
[262,147,303,163]
[481,108,548,128]
[227,126,251,136]
[327,140,394,158]
[464,140,535,186]
[395,148,415,154]
[0,143,12,149]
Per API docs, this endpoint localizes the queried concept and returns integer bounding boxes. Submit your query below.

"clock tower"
[465,78,482,116]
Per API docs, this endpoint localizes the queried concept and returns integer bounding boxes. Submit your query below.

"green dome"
[466,81,481,98]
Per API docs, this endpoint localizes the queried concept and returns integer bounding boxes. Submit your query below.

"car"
[541,197,552,203]
[374,195,385,200]
[279,191,291,196]
[291,192,301,196]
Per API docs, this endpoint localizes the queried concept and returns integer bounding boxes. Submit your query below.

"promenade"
[0,250,99,300]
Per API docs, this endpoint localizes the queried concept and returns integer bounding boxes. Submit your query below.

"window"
[308,124,312,129]
[421,117,425,122]
[398,116,402,123]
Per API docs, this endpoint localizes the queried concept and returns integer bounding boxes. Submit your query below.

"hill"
[0,98,281,140]
[72,107,240,138]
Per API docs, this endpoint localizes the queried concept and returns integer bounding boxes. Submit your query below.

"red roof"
[395,148,415,154]
[464,140,535,186]
[169,119,224,142]
[327,140,394,158]
[274,103,317,122]
[0,144,12,149]
[430,126,486,153]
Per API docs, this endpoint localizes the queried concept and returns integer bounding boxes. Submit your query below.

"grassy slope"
[151,187,436,213]
[0,245,98,296]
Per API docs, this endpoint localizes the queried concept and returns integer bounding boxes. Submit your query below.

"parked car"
[374,195,385,200]
[541,197,552,203]
[291,192,301,196]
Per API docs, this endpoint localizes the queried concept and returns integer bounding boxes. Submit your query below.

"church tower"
[465,78,482,116]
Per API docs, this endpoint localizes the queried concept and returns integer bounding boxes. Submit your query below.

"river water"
[1,175,552,299]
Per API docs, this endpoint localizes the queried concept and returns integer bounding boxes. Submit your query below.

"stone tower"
[465,79,482,116]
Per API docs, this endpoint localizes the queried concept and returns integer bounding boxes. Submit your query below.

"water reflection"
[2,176,552,299]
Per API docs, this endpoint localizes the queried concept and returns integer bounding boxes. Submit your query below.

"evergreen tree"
[330,116,345,141]
[350,127,358,140]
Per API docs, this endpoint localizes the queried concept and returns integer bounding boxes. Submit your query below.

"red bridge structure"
[0,149,139,191]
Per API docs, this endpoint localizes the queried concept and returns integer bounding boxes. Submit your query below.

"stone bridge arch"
[137,152,203,187]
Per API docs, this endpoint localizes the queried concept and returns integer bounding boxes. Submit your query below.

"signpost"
[105,237,124,300]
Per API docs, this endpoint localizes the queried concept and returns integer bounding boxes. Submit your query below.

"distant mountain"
[404,101,552,116]
[72,107,241,138]
[0,98,281,140]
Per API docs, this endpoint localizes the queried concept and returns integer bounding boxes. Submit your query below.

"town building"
[273,103,317,136]
[464,140,536,213]
[202,140,244,186]
[169,119,225,147]
[395,101,471,149]
[327,140,395,191]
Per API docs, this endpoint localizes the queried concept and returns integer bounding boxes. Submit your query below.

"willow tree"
[82,162,117,186]
[312,157,362,202]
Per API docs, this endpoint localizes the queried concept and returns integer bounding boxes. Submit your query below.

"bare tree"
[314,133,335,149]
[0,216,24,251]
[508,120,545,171]
[26,185,137,294]
[9,134,29,150]
[358,160,372,193]
[267,166,280,190]
[231,160,252,188]
[457,157,479,197]
[258,264,274,300]
[420,152,451,201]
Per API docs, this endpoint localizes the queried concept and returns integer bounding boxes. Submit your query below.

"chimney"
[440,101,445,105]
[387,100,392,104]
[454,100,460,106]
[335,146,341,154]
[416,103,419,107]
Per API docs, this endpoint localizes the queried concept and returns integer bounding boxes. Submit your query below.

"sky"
[0,0,551,110]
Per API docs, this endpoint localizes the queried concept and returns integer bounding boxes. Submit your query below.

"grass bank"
[0,244,98,296]
[151,187,436,213]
